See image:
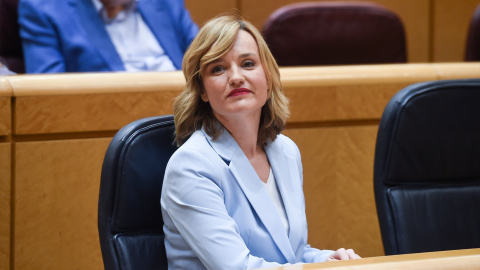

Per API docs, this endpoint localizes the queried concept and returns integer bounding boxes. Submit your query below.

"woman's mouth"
[228,88,251,97]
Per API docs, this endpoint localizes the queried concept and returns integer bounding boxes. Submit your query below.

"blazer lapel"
[72,0,124,70]
[138,0,183,69]
[206,129,296,262]
[265,140,304,258]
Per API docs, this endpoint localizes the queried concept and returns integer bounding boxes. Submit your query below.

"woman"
[161,15,360,269]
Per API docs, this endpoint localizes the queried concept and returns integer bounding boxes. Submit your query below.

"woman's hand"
[326,248,361,261]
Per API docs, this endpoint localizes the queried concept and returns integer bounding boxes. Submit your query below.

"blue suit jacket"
[18,0,198,73]
[161,128,333,269]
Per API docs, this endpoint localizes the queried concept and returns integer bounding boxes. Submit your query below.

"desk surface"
[261,248,480,270]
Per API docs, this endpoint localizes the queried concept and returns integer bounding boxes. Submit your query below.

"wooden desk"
[262,249,480,270]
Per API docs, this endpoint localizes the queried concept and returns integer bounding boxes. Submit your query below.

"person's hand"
[326,248,361,261]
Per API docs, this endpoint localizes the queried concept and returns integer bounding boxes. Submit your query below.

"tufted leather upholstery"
[0,0,24,73]
[262,1,407,67]
[465,4,480,61]
[98,115,176,270]
[374,79,480,255]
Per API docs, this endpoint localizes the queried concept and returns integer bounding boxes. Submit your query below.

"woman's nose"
[228,66,245,86]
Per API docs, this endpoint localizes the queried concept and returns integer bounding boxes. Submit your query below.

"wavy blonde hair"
[173,14,289,146]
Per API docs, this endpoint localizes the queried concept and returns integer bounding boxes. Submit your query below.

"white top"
[91,0,176,72]
[263,168,290,234]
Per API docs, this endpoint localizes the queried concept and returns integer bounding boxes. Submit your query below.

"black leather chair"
[374,79,480,255]
[262,1,407,67]
[98,115,176,270]
[465,4,480,61]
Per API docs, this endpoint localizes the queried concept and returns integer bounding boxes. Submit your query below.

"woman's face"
[201,30,268,123]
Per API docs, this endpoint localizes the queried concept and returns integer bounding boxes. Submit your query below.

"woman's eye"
[243,60,255,68]
[211,66,224,74]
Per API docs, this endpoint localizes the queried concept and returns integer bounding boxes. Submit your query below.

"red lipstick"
[228,88,251,97]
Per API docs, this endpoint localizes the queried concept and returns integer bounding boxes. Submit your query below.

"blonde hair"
[173,14,289,146]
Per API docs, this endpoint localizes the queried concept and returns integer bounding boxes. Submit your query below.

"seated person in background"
[18,0,198,73]
[161,15,361,269]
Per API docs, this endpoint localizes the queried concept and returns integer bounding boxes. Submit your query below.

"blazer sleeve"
[303,245,334,263]
[161,147,289,270]
[18,0,66,73]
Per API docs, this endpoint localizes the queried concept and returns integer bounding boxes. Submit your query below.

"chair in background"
[465,4,480,61]
[98,115,176,270]
[373,79,480,255]
[262,1,407,67]
[0,0,25,73]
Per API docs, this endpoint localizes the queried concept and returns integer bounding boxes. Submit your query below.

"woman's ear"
[200,91,208,102]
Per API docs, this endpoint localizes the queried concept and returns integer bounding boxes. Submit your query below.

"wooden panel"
[0,143,11,270]
[284,125,383,258]
[9,72,183,135]
[14,138,111,270]
[240,0,430,62]
[432,0,479,62]
[15,91,179,135]
[282,64,437,122]
[287,83,406,123]
[0,98,10,136]
[0,77,12,137]
[185,0,237,27]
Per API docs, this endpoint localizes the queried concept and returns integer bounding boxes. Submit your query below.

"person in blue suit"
[18,0,198,73]
[161,15,361,269]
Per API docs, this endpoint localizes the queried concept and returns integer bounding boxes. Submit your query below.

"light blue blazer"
[18,0,198,73]
[161,128,333,269]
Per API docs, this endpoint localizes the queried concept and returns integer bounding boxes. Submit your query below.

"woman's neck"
[216,113,261,159]
[215,112,270,183]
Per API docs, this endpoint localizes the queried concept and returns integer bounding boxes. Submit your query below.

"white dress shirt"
[91,0,176,71]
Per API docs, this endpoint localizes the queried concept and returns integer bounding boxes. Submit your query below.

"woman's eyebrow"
[208,58,223,65]
[239,53,256,59]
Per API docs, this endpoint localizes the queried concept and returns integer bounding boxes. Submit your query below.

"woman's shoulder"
[274,133,295,145]
[171,130,209,158]
[271,133,300,155]
[164,130,228,189]
[169,129,226,165]
[166,131,215,172]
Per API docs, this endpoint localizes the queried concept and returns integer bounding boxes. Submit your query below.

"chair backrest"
[0,0,25,73]
[465,4,480,61]
[374,79,480,255]
[262,1,407,67]
[98,115,176,270]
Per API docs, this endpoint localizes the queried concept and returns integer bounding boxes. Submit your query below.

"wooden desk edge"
[6,62,480,97]
[259,248,480,270]
[0,77,14,96]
